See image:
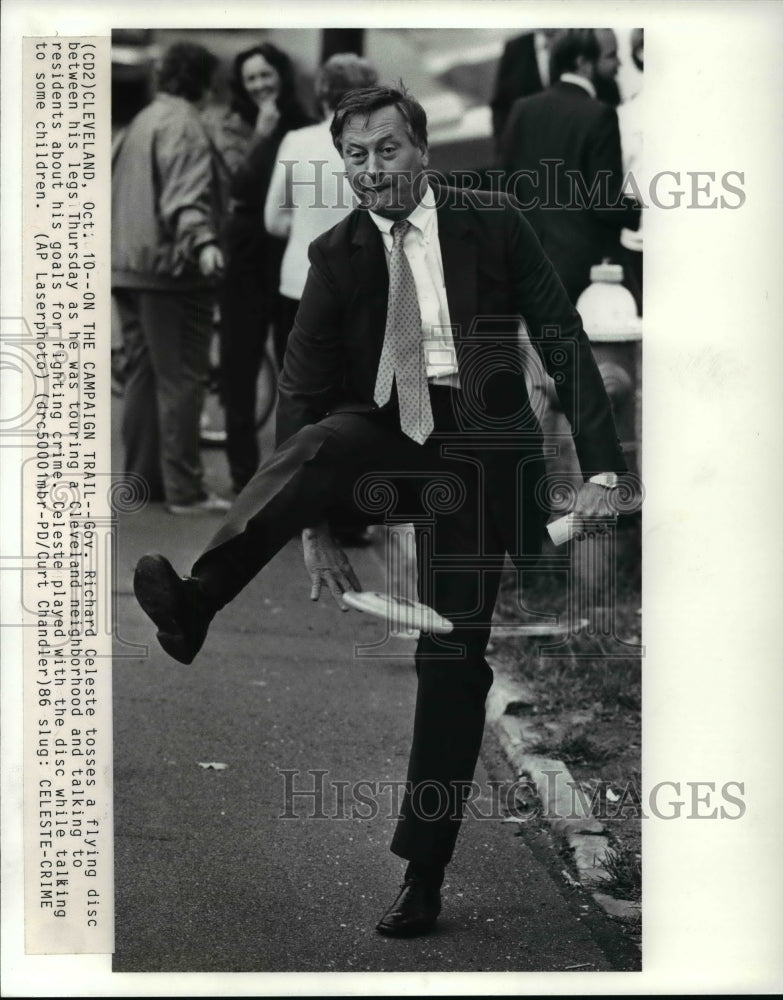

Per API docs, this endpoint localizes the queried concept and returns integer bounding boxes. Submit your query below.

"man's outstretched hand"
[302,523,362,611]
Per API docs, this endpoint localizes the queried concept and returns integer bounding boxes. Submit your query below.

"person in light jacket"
[264,53,378,355]
[111,42,230,515]
[264,53,379,548]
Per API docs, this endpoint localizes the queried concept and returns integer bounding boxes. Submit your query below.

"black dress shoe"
[133,554,213,665]
[376,879,441,938]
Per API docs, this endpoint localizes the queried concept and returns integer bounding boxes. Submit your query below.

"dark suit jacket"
[276,184,626,554]
[491,33,621,143]
[500,81,639,303]
[491,33,544,143]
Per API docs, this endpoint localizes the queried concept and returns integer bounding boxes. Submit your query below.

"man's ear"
[420,147,430,168]
[574,54,595,80]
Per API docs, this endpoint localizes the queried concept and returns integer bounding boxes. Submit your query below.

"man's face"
[340,105,429,219]
[595,29,620,80]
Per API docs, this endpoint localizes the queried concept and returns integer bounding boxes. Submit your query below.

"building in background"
[112,27,643,176]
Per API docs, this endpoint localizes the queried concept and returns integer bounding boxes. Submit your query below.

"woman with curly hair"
[205,42,314,494]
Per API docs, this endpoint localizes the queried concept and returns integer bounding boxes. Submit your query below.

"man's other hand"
[302,523,362,610]
[571,481,618,539]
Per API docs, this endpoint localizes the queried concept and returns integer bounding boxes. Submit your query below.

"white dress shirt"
[534,31,551,88]
[368,185,460,385]
[558,72,597,99]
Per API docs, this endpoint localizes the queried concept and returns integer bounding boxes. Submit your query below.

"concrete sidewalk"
[110,397,639,972]
[111,518,637,971]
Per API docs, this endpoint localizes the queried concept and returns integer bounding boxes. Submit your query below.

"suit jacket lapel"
[350,210,389,360]
[435,191,477,361]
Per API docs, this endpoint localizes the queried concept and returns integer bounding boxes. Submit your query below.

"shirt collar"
[368,181,436,243]
[559,72,597,99]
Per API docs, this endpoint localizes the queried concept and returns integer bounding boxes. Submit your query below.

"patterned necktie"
[374,219,435,445]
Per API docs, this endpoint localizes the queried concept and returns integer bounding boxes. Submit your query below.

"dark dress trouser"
[219,212,286,492]
[191,387,541,867]
[114,286,214,506]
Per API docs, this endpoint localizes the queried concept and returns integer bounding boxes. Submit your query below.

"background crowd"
[111,27,644,516]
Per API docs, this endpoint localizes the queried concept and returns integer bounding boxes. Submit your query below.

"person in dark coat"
[500,29,639,304]
[205,42,313,494]
[133,85,629,939]
[491,27,621,147]
[490,29,558,144]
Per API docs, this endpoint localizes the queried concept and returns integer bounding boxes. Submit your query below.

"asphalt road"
[110,403,639,974]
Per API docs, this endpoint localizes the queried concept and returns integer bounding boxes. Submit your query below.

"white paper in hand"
[342,591,454,634]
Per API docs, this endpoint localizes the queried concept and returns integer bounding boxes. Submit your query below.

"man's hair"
[549,29,601,81]
[315,54,379,112]
[157,42,219,103]
[330,85,428,152]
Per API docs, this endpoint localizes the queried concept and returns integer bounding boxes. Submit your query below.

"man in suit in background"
[500,28,639,304]
[491,27,621,147]
[133,85,628,938]
[592,28,622,106]
[490,28,558,144]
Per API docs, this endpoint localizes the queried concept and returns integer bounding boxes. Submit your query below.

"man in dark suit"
[491,28,621,146]
[500,29,639,304]
[133,85,628,938]
[490,29,557,143]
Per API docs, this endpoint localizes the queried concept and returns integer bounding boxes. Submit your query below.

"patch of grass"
[493,521,643,905]
[491,630,641,720]
[494,526,642,719]
[597,841,642,900]
[528,727,616,766]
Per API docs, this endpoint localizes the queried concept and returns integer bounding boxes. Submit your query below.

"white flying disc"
[342,591,454,634]
[490,618,589,638]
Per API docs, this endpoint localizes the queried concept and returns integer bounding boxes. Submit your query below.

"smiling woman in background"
[205,42,313,494]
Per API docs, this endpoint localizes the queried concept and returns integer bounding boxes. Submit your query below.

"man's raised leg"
[133,412,417,663]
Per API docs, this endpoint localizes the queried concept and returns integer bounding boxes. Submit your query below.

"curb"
[371,525,640,925]
[486,668,641,924]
